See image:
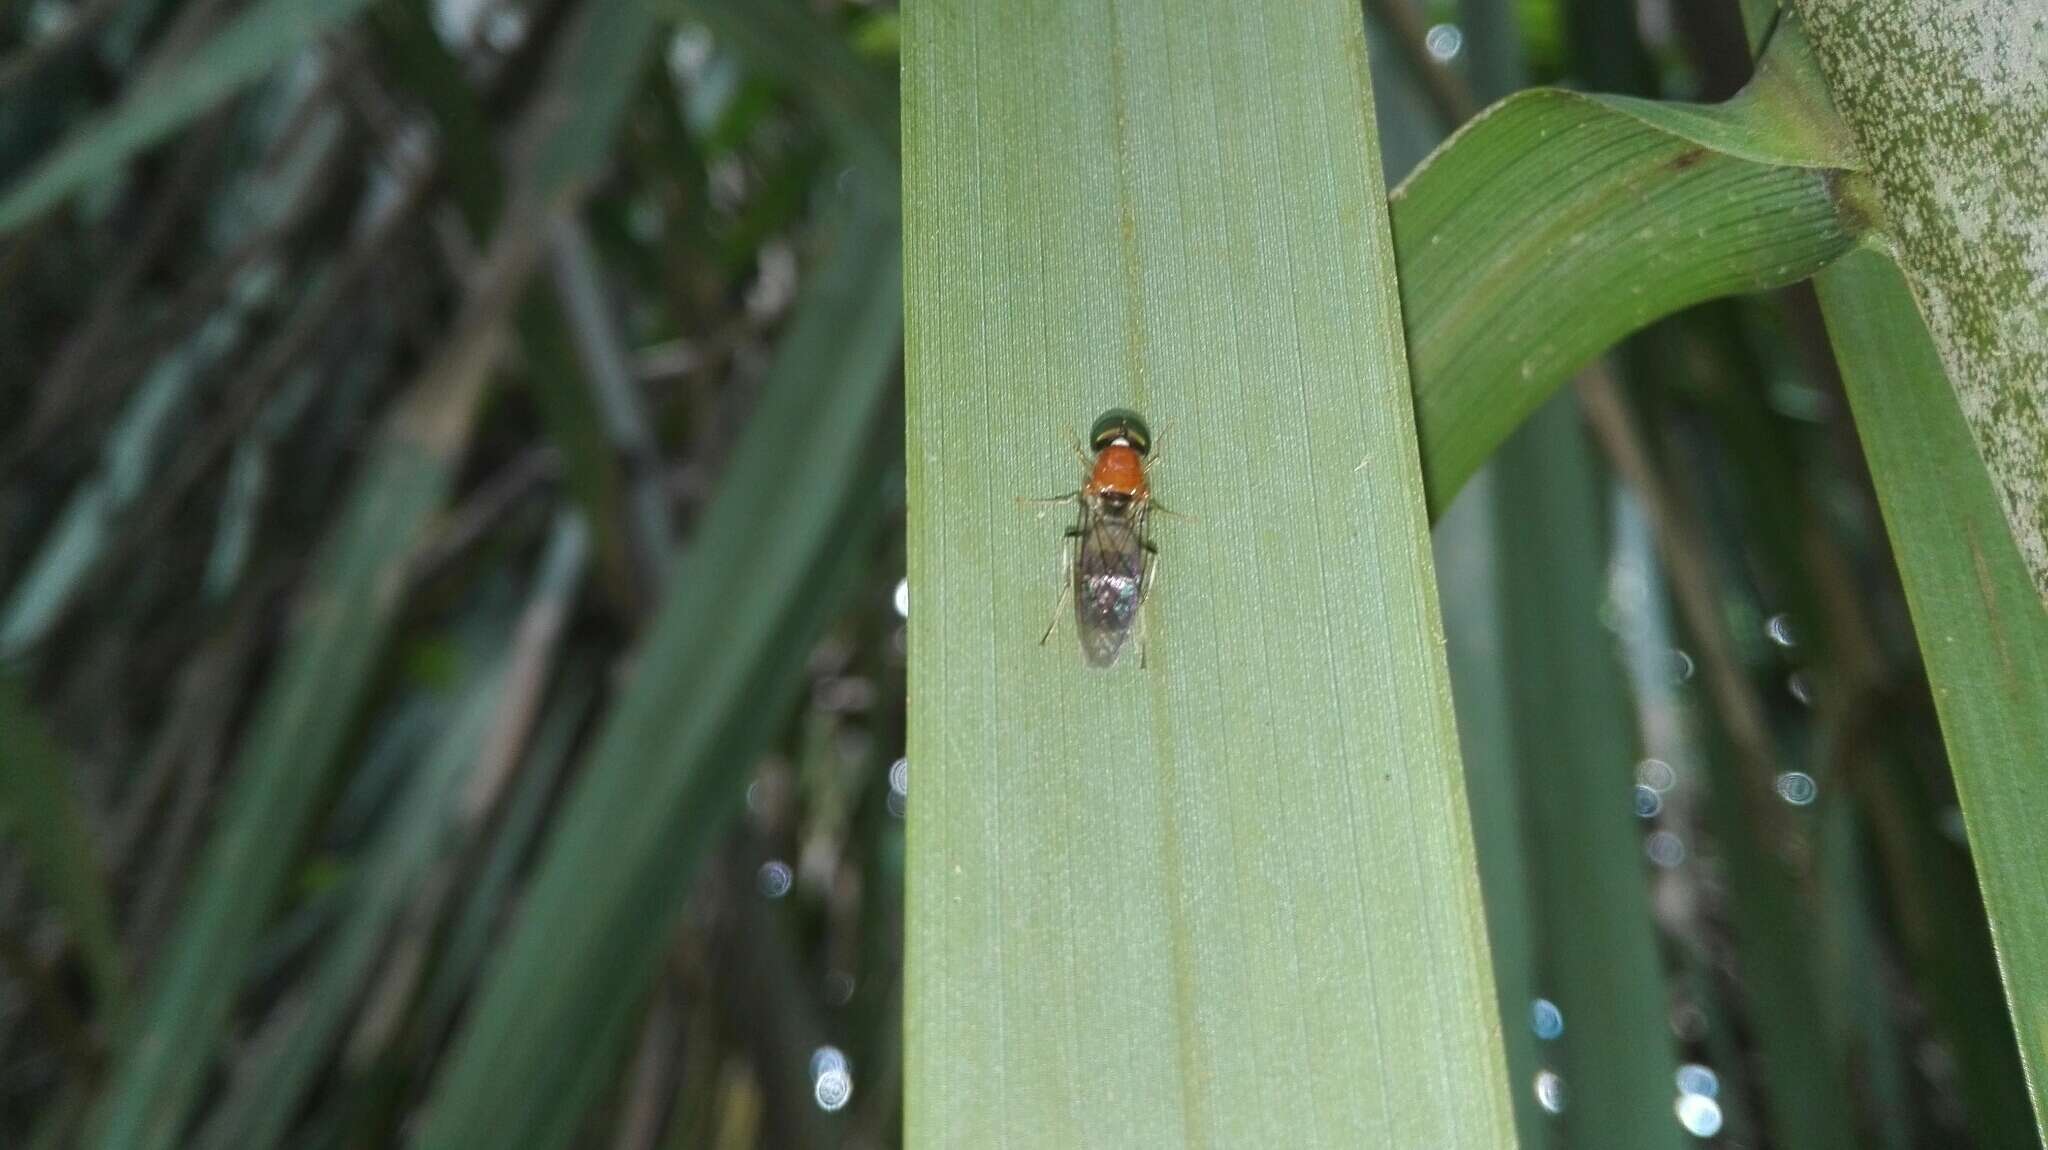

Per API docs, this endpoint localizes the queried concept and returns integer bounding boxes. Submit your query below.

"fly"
[1027,408,1166,669]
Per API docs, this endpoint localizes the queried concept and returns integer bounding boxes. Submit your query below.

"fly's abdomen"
[1074,513,1146,667]
[1076,570,1141,666]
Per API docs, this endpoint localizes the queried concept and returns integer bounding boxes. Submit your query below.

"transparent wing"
[1073,505,1149,667]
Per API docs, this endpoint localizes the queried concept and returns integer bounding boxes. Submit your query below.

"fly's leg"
[1040,527,1080,646]
[1137,421,1188,520]
[1026,427,1089,521]
[1017,491,1081,513]
[1064,426,1092,469]
[1146,420,1173,470]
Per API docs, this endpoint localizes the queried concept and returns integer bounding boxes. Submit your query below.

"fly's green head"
[1088,408,1152,456]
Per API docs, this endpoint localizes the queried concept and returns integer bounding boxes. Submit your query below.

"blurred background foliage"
[0,0,2034,1147]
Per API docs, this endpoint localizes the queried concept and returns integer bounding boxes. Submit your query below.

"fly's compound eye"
[1088,408,1152,456]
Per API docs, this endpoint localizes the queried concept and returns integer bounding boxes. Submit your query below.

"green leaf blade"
[904,3,1514,1145]
[1815,247,2048,1141]
[1493,401,1688,1150]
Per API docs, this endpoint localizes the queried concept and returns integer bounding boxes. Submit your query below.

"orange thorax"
[1086,442,1148,501]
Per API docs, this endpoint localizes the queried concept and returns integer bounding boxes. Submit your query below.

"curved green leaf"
[1390,17,1869,515]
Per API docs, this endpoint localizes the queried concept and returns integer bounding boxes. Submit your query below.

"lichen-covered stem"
[1793,0,2048,605]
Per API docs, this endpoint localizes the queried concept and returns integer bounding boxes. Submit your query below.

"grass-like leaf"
[1813,247,2048,1142]
[412,185,902,1150]
[79,1,656,1135]
[1401,3,2046,1138]
[408,663,597,1050]
[1492,401,1688,1148]
[0,0,376,231]
[83,436,453,1150]
[1423,3,1687,1143]
[673,0,898,172]
[1857,726,2037,1148]
[902,3,1513,1143]
[1435,474,1570,1150]
[192,660,508,1150]
[1,337,215,654]
[370,0,648,610]
[0,674,123,1008]
[1722,5,2048,1133]
[190,515,589,1150]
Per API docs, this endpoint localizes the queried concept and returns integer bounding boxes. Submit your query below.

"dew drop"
[1424,22,1464,61]
[1788,670,1816,706]
[1634,785,1664,819]
[1637,757,1677,793]
[815,1069,853,1111]
[824,971,857,1006]
[1675,1063,1720,1099]
[1646,830,1686,868]
[810,1045,848,1079]
[1765,612,1798,649]
[810,1046,853,1112]
[1676,1092,1723,1137]
[1775,771,1818,806]
[1939,806,1968,845]
[1534,1070,1565,1115]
